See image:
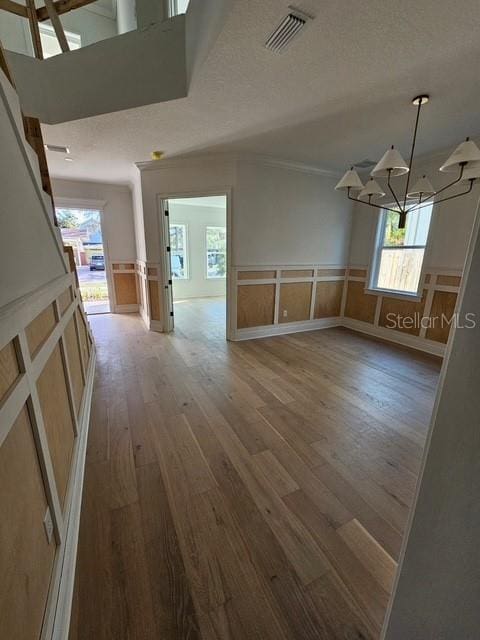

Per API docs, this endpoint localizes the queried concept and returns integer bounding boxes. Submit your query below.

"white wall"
[137,155,236,263]
[235,160,352,266]
[348,150,480,271]
[384,199,480,638]
[51,178,137,261]
[0,69,67,307]
[137,154,353,269]
[7,17,187,124]
[169,201,226,299]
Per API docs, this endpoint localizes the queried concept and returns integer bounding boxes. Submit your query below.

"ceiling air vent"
[44,143,70,154]
[265,7,313,53]
[354,159,376,169]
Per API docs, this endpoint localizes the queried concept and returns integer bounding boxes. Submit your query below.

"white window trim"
[170,222,189,280]
[206,225,227,280]
[367,205,433,300]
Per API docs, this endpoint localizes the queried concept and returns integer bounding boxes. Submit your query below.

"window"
[39,23,81,58]
[168,0,190,17]
[370,204,433,295]
[170,223,188,279]
[206,226,227,278]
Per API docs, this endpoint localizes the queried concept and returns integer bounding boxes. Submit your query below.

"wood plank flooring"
[69,298,441,640]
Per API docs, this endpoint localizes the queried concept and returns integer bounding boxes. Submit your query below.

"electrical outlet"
[282,309,288,317]
[44,507,54,545]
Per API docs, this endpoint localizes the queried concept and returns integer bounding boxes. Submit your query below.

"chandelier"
[335,95,480,228]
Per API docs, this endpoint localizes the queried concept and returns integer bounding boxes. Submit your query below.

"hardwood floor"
[69,303,440,640]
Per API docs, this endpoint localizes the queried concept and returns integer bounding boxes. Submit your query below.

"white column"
[117,0,137,34]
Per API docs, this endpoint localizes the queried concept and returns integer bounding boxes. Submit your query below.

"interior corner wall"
[348,151,480,272]
[51,178,137,262]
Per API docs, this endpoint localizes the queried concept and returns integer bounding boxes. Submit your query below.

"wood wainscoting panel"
[58,287,73,315]
[316,269,346,277]
[280,270,314,279]
[26,303,57,357]
[436,274,461,287]
[314,281,343,319]
[279,283,312,323]
[237,284,275,328]
[238,271,276,280]
[64,317,85,415]
[37,344,76,508]
[344,281,377,324]
[76,309,90,365]
[349,269,367,278]
[0,406,56,640]
[426,290,458,343]
[148,280,161,321]
[378,292,427,336]
[0,340,20,405]
[114,273,138,306]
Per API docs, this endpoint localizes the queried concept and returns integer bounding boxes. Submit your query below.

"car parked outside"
[89,255,105,271]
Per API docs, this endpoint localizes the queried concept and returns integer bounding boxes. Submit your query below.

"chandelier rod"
[387,171,404,211]
[403,98,424,210]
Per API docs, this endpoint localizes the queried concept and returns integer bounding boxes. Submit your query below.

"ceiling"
[43,0,480,184]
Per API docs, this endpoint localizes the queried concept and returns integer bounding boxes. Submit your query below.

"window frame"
[169,222,189,280]
[367,204,433,300]
[205,225,227,280]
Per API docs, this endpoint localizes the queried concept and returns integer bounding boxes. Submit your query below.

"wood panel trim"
[238,270,276,280]
[0,270,97,640]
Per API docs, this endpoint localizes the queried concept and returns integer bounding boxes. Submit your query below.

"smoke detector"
[44,143,70,154]
[265,7,313,53]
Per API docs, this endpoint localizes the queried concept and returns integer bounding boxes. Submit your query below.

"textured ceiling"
[43,0,480,184]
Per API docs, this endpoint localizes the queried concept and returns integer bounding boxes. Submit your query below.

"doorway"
[56,207,112,314]
[162,195,228,338]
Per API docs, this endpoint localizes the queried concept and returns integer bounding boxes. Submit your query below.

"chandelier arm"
[429,165,465,200]
[406,180,474,214]
[347,190,400,214]
[402,99,423,210]
[406,166,465,213]
[387,171,406,212]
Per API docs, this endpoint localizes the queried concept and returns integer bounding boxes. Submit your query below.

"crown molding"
[135,151,340,177]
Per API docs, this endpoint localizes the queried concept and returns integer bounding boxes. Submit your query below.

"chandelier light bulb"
[358,177,385,200]
[407,175,435,199]
[335,168,364,191]
[460,166,480,184]
[440,138,480,173]
[371,146,409,178]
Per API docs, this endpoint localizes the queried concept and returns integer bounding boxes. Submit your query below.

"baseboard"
[149,319,163,332]
[342,317,446,357]
[233,317,341,341]
[113,303,139,313]
[49,347,96,640]
[139,305,149,328]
